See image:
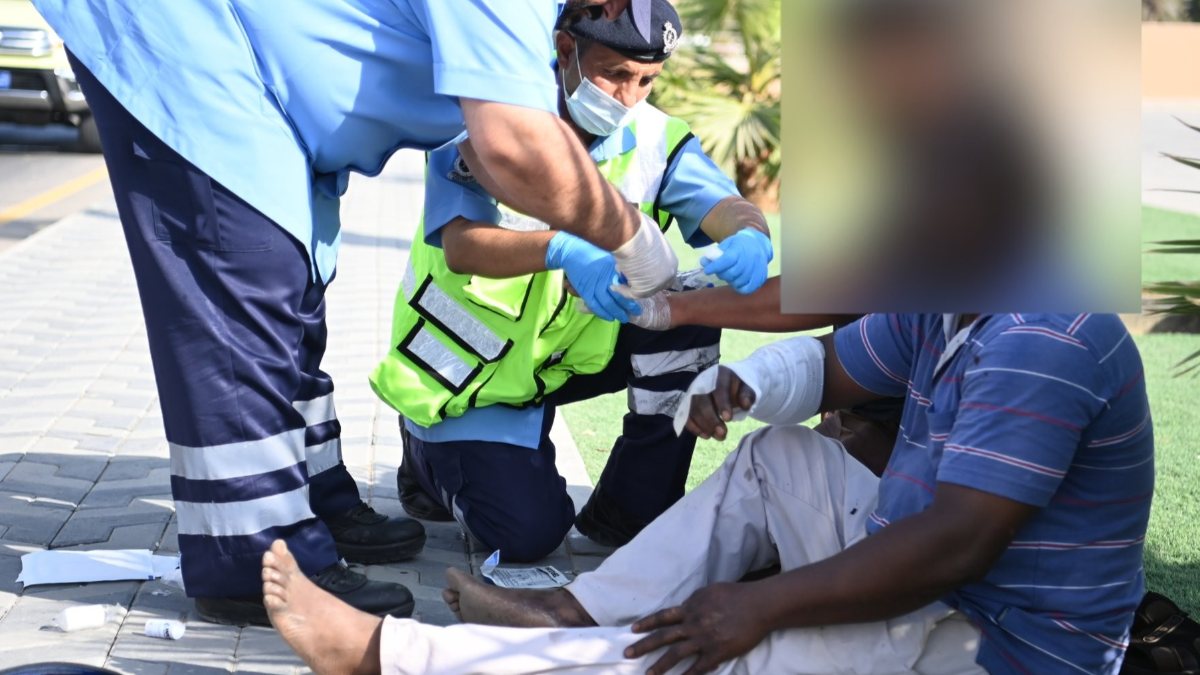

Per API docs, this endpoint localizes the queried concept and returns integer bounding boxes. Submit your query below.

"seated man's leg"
[406,411,577,562]
[571,425,879,625]
[448,426,878,627]
[549,323,722,546]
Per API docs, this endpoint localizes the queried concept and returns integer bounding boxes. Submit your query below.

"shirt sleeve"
[657,136,740,247]
[423,146,501,247]
[833,314,917,398]
[937,327,1106,507]
[418,0,560,114]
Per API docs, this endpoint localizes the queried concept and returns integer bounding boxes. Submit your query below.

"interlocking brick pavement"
[0,152,610,672]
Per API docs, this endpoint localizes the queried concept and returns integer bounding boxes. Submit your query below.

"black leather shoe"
[325,501,426,564]
[575,488,648,548]
[398,427,454,522]
[195,562,416,627]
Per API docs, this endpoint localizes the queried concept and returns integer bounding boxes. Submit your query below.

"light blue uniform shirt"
[33,0,562,282]
[408,110,739,448]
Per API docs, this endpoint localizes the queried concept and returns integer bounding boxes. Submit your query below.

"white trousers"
[380,426,985,675]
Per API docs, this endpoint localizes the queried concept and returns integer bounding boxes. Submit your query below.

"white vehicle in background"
[0,0,98,152]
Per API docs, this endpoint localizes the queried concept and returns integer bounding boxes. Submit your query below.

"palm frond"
[1162,152,1200,171]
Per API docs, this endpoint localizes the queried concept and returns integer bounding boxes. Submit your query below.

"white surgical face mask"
[563,43,635,137]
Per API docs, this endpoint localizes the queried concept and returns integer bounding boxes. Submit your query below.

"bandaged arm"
[673,336,825,434]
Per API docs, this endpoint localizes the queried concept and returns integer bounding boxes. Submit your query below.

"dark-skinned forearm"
[747,492,1018,633]
[670,278,850,332]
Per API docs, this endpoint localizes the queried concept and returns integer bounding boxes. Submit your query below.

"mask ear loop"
[573,40,586,92]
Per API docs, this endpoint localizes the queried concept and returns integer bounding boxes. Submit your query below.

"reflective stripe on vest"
[411,277,510,363]
[399,320,480,394]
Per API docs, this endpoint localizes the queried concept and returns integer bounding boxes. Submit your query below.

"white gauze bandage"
[673,336,826,436]
[612,211,678,298]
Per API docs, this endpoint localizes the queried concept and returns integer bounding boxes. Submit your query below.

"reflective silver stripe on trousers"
[169,429,306,482]
[628,387,686,417]
[293,393,336,427]
[174,486,316,537]
[293,395,342,477]
[414,282,507,361]
[409,325,475,390]
[305,438,342,477]
[631,344,721,379]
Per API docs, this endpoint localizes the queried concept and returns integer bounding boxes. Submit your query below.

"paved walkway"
[0,152,608,672]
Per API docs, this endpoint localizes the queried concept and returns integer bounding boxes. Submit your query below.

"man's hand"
[627,583,771,675]
[704,229,773,295]
[685,366,755,441]
[546,232,642,322]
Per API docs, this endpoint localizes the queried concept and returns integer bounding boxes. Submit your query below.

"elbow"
[468,130,526,189]
[442,246,473,276]
[940,531,1008,587]
[440,236,472,276]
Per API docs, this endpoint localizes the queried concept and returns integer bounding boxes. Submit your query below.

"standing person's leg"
[549,323,721,546]
[72,55,414,625]
[404,409,577,561]
[295,283,426,563]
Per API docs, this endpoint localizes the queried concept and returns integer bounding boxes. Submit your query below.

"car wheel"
[77,115,103,153]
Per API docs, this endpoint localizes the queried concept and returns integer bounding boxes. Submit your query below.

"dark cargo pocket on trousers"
[134,139,272,253]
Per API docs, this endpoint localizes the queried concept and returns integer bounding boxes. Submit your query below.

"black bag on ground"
[1122,592,1200,675]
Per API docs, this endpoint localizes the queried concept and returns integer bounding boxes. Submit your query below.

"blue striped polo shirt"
[835,313,1154,674]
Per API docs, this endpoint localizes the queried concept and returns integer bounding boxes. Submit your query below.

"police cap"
[558,0,683,63]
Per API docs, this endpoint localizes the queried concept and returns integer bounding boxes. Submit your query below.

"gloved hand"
[546,232,642,322]
[703,229,773,295]
[612,211,679,298]
[627,292,672,331]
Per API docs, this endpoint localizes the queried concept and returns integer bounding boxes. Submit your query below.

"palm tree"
[1143,0,1200,20]
[1145,118,1200,374]
[653,0,781,210]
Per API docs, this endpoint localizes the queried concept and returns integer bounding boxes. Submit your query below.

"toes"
[268,539,299,573]
[263,581,287,603]
[445,566,471,590]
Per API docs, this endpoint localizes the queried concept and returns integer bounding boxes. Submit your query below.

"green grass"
[1144,205,1200,283]
[1139,332,1200,614]
[560,208,1200,613]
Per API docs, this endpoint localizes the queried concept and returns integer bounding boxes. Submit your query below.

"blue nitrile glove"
[703,228,773,294]
[546,232,643,322]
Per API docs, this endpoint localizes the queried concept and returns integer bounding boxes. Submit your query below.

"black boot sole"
[196,592,417,628]
[335,531,427,565]
[195,598,270,628]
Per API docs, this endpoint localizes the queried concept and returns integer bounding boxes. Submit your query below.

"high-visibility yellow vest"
[370,105,694,427]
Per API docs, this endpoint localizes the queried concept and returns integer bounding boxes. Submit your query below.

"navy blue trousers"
[72,55,361,598]
[405,323,721,561]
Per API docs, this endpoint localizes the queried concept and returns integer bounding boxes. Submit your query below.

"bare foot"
[444,567,597,628]
[262,540,384,675]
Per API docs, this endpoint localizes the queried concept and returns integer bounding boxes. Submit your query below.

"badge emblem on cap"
[663,21,679,54]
